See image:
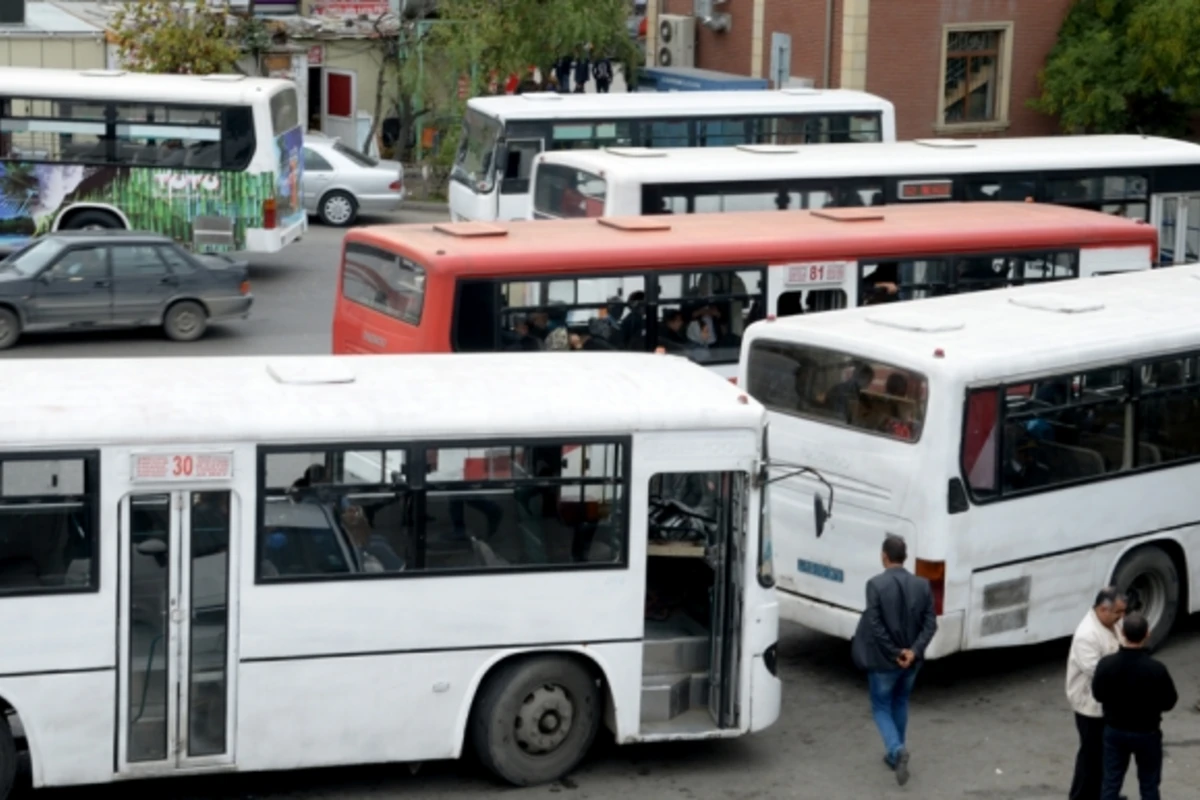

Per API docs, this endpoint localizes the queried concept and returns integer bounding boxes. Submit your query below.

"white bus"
[449,88,896,222]
[529,135,1200,266]
[0,66,306,254]
[0,352,779,794]
[738,265,1200,659]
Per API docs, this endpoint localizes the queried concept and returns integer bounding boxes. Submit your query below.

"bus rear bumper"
[244,217,306,253]
[779,590,964,660]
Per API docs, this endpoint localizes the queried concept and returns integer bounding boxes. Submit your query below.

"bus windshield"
[452,109,502,194]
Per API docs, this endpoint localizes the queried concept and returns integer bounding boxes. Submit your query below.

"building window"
[939,24,1013,129]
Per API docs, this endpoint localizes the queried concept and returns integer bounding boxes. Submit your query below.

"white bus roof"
[539,135,1200,183]
[0,66,294,106]
[0,353,765,447]
[467,88,894,122]
[748,264,1200,385]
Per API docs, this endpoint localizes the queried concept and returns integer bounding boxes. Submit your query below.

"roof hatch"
[866,311,965,333]
[81,69,126,78]
[812,208,885,223]
[598,216,671,232]
[1008,294,1105,314]
[201,74,247,82]
[735,143,801,155]
[913,138,976,149]
[520,92,564,101]
[432,221,509,238]
[781,87,821,96]
[604,147,667,158]
[267,362,356,385]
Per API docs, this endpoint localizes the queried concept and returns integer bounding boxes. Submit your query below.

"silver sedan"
[302,134,406,227]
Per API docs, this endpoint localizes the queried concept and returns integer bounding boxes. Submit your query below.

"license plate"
[797,558,844,583]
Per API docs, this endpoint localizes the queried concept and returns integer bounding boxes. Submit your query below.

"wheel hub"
[514,684,573,755]
[1127,572,1166,629]
[325,196,353,224]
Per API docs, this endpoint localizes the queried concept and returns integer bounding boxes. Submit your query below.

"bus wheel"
[0,716,16,800]
[63,209,122,231]
[0,307,19,351]
[1114,546,1180,650]
[163,300,208,342]
[318,191,357,227]
[470,655,601,786]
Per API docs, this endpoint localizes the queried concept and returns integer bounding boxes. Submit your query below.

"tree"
[1030,0,1200,135]
[111,0,242,75]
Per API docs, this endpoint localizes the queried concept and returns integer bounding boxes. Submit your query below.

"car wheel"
[0,307,19,350]
[319,190,358,227]
[163,300,208,342]
[63,209,123,231]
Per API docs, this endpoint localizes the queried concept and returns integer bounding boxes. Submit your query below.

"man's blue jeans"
[868,666,920,764]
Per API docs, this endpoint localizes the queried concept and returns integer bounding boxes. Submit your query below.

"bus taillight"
[915,558,945,616]
[263,198,277,229]
[728,376,738,385]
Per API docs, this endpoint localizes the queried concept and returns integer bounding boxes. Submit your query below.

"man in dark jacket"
[852,534,938,786]
[1092,612,1177,800]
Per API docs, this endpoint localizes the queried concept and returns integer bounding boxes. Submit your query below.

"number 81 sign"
[780,261,852,286]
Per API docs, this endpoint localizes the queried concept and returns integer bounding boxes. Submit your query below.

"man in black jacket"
[852,534,938,786]
[1092,612,1177,800]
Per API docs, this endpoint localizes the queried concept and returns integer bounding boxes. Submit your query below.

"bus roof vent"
[604,147,667,158]
[267,361,356,385]
[432,221,509,238]
[736,144,801,155]
[812,208,885,223]
[1008,293,1105,314]
[201,74,247,82]
[866,311,965,333]
[913,138,976,149]
[780,87,821,96]
[598,216,671,232]
[81,69,126,78]
[521,92,564,101]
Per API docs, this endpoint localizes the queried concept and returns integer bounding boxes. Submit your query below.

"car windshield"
[333,141,378,168]
[0,238,68,278]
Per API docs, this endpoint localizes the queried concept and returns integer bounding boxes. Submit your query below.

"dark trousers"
[1101,727,1162,800]
[1069,713,1105,800]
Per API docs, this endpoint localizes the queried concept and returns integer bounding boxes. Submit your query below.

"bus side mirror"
[814,495,828,538]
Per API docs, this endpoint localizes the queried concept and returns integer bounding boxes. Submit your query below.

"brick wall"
[662,0,754,76]
[866,0,1073,139]
[762,0,830,86]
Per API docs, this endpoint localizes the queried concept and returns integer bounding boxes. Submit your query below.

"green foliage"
[1031,0,1200,135]
[426,0,638,96]
[112,0,243,75]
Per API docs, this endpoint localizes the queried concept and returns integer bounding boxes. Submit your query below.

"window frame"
[959,348,1200,505]
[254,437,632,584]
[936,22,1015,134]
[856,248,1082,304]
[0,449,101,597]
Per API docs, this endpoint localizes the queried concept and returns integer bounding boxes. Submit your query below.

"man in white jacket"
[1066,586,1127,800]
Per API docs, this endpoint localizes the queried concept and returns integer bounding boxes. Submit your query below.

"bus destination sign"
[131,452,234,482]
[781,261,851,286]
[897,179,954,200]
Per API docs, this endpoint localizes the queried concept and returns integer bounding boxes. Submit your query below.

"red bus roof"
[345,203,1157,277]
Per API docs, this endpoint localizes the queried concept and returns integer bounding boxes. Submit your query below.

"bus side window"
[453,280,500,352]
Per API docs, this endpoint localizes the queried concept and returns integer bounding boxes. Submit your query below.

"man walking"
[1092,612,1177,800]
[1066,587,1127,800]
[851,534,938,786]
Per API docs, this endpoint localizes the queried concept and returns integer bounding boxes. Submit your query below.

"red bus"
[332,202,1158,379]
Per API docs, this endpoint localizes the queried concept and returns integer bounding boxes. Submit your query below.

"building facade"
[653,0,1073,139]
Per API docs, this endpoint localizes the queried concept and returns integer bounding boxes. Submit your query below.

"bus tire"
[0,307,19,351]
[62,209,123,231]
[469,655,601,787]
[1113,546,1180,650]
[318,191,358,227]
[163,300,208,342]
[0,716,16,800]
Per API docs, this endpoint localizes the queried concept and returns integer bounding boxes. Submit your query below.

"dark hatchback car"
[0,231,253,350]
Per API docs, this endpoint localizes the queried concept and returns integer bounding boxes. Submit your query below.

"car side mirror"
[814,494,828,538]
[37,271,53,284]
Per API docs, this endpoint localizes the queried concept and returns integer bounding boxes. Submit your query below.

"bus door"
[497,137,545,220]
[1152,193,1200,266]
[117,454,238,775]
[708,471,746,727]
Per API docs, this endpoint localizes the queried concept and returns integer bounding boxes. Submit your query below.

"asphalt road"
[6,209,1200,799]
[0,209,449,360]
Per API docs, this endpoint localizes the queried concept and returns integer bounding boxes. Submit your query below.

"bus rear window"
[746,340,927,442]
[533,164,606,219]
[270,88,300,137]
[341,243,426,325]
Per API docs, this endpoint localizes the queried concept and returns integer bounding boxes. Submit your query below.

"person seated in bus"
[528,303,570,351]
[1005,424,1055,491]
[955,257,1003,292]
[685,301,720,351]
[339,501,403,572]
[592,296,626,346]
[502,314,541,351]
[819,362,875,424]
[569,321,616,351]
[620,290,647,348]
[878,373,917,440]
[657,309,692,355]
[863,262,901,305]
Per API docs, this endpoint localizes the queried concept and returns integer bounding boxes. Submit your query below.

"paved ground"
[7,209,1200,798]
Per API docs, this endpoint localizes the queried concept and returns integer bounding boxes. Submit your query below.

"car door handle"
[93,280,110,288]
[159,277,179,286]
